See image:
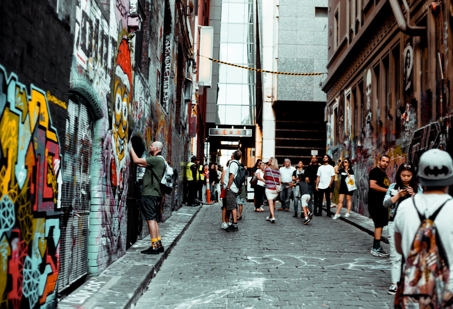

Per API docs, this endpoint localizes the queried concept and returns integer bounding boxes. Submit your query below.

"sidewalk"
[326,204,389,244]
[58,206,201,309]
[58,203,384,309]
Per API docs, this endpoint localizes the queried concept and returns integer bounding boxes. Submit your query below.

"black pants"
[316,188,331,216]
[187,181,198,205]
[254,185,265,209]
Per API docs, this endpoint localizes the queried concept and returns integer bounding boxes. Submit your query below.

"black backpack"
[231,161,248,189]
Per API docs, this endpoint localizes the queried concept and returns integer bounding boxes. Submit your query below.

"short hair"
[152,141,163,151]
[284,158,291,163]
[233,150,242,160]
[380,154,390,161]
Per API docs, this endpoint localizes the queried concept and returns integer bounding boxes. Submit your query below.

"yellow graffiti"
[112,75,130,162]
[0,236,11,303]
[17,179,34,245]
[0,108,19,195]
[46,153,58,203]
[46,91,67,110]
[29,88,58,142]
[34,218,47,258]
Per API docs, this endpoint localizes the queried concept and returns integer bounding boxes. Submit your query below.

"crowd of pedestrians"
[134,141,453,306]
[209,150,453,307]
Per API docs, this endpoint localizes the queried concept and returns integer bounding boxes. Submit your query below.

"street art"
[0,65,61,308]
[324,56,453,216]
[98,38,132,267]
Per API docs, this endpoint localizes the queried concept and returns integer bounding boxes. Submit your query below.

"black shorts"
[369,202,388,228]
[141,195,162,222]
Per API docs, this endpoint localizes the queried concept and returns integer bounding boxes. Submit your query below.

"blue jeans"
[279,183,292,209]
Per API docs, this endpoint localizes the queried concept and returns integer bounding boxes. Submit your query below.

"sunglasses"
[402,163,412,169]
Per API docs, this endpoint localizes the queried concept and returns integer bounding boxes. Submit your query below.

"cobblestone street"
[133,203,394,308]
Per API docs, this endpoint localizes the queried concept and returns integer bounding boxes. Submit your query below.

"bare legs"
[335,194,352,215]
[268,198,275,218]
[147,220,161,240]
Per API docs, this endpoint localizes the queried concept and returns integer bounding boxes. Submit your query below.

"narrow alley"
[133,203,394,308]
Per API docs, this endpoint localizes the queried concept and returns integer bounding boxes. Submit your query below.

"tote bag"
[346,175,357,191]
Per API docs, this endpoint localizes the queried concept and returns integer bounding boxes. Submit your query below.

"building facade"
[258,0,329,164]
[323,0,453,215]
[0,0,202,307]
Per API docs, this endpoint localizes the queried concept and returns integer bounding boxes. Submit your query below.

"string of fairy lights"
[201,55,326,77]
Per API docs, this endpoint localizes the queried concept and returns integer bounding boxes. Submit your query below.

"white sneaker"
[228,222,232,226]
[221,222,228,229]
[332,214,341,220]
[344,213,351,218]
[266,216,270,221]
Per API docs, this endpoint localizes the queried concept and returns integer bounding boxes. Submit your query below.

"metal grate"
[58,95,92,292]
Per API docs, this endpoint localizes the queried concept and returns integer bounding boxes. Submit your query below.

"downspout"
[388,0,426,36]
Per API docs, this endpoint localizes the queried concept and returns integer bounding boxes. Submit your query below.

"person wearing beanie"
[394,149,453,306]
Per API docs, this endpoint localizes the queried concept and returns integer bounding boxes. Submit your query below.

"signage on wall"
[209,128,252,137]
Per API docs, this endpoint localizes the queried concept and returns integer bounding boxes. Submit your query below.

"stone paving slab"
[133,202,394,308]
[60,201,390,309]
[58,206,201,309]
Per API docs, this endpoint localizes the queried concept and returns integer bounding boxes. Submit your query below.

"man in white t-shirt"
[316,154,335,216]
[278,158,296,211]
[394,149,453,303]
[225,150,242,232]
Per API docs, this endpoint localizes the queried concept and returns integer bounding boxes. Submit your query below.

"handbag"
[249,176,258,188]
[345,175,357,191]
[220,187,226,199]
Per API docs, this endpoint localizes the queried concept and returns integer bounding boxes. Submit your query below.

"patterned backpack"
[394,198,453,309]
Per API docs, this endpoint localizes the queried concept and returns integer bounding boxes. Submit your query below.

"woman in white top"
[254,162,266,212]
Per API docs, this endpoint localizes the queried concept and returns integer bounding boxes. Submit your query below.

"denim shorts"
[225,190,238,211]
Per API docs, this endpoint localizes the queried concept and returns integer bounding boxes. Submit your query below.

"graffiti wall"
[0,65,61,308]
[327,61,452,215]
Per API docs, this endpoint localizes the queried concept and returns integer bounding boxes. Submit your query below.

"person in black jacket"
[304,156,320,214]
[209,163,219,202]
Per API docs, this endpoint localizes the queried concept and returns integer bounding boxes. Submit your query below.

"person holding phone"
[383,162,422,295]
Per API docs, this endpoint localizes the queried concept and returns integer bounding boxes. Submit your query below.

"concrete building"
[322,0,453,216]
[202,0,328,167]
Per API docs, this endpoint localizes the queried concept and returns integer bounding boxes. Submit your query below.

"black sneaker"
[293,213,298,217]
[158,246,165,253]
[141,247,160,254]
[308,212,313,219]
[303,218,311,225]
[226,224,239,232]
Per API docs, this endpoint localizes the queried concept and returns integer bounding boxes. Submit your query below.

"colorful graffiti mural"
[328,63,452,217]
[0,65,61,308]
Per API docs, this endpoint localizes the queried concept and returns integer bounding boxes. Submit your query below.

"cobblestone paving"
[133,203,394,308]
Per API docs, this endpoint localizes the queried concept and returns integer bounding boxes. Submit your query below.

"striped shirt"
[264,167,280,190]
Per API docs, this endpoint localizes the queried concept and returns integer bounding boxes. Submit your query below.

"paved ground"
[133,203,394,309]
[59,206,202,309]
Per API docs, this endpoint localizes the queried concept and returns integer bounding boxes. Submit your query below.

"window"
[315,7,328,17]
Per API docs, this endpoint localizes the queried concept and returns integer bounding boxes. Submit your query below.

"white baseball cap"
[418,149,453,186]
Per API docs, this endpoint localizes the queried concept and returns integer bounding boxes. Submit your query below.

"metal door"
[58,95,92,292]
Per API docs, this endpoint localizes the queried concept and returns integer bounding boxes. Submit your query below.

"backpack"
[231,161,248,190]
[152,156,174,195]
[394,198,453,309]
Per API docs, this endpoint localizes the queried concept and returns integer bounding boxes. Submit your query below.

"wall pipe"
[388,0,426,36]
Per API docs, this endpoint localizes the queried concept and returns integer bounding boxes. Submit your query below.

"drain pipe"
[388,0,426,36]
